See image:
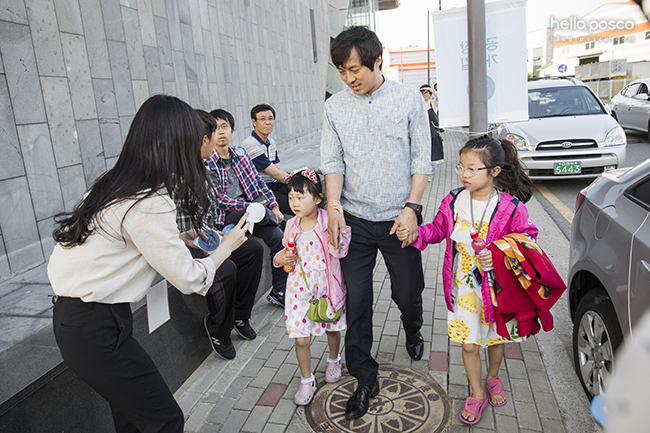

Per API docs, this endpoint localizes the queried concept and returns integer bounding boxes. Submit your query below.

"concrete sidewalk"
[175,129,600,433]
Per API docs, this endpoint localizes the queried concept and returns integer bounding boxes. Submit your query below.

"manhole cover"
[305,364,450,433]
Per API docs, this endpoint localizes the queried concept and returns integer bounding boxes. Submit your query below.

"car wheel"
[572,289,623,401]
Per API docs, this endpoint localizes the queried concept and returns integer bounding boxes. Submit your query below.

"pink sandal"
[486,376,508,407]
[460,392,488,425]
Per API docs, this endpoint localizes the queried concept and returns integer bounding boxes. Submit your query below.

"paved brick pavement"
[176,128,597,432]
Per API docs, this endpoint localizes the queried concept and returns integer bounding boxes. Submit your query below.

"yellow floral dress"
[447,190,525,347]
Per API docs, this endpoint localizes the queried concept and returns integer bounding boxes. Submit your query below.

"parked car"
[568,158,650,400]
[493,78,626,180]
[610,78,650,140]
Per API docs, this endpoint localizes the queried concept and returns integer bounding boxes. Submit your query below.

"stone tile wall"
[0,0,330,280]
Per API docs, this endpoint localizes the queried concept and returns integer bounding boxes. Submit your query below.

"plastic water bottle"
[470,232,493,271]
[283,238,296,273]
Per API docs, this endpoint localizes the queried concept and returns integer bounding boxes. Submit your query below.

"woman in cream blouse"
[48,95,249,433]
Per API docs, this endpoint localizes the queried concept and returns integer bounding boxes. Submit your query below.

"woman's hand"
[213,213,249,256]
[179,229,208,255]
[477,250,493,270]
[274,250,296,267]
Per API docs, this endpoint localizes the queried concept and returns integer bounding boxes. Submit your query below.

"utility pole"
[467,0,488,137]
[427,10,430,84]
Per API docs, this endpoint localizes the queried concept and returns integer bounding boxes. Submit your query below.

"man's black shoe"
[204,315,236,359]
[267,289,285,307]
[345,380,380,420]
[406,330,424,361]
[234,319,257,340]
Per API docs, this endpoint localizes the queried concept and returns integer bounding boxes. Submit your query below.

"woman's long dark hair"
[460,135,534,203]
[54,95,211,247]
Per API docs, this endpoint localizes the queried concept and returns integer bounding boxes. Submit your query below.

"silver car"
[568,159,650,400]
[494,78,626,180]
[611,78,650,141]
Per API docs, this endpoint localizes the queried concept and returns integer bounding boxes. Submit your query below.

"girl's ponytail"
[497,139,534,203]
[460,135,534,203]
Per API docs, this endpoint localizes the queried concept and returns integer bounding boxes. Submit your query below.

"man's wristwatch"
[404,202,422,215]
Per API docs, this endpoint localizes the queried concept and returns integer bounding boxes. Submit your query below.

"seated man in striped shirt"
[241,104,293,216]
[207,108,287,307]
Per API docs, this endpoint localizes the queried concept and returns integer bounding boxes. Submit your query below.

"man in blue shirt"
[321,26,431,421]
[242,104,293,216]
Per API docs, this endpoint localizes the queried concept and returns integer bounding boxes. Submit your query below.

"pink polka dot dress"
[284,227,346,338]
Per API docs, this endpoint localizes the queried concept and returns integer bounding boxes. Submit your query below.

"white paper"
[246,202,265,234]
[431,0,528,128]
[146,279,170,333]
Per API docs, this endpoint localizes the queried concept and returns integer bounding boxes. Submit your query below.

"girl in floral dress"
[273,170,350,406]
[398,136,538,425]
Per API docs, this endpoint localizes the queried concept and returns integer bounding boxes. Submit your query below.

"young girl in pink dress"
[273,170,350,406]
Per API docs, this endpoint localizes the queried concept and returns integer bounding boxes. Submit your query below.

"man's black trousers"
[340,212,425,387]
[226,210,286,294]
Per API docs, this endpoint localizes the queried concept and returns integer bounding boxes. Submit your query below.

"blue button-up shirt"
[320,77,431,222]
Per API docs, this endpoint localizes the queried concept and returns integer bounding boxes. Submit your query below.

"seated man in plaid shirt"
[177,109,265,360]
[207,108,287,308]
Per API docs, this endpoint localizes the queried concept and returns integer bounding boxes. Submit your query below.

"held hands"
[476,250,493,270]
[390,208,419,248]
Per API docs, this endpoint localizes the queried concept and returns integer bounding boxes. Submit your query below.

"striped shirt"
[242,132,280,185]
[320,77,432,222]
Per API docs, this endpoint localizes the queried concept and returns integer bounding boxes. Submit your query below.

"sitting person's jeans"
[188,236,263,338]
[225,209,287,295]
[268,181,293,216]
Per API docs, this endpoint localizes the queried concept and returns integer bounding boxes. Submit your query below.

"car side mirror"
[633,93,649,101]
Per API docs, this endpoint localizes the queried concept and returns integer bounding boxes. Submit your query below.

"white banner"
[432,0,528,129]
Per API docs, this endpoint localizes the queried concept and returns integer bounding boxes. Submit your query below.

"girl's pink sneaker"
[325,359,342,383]
[294,378,317,406]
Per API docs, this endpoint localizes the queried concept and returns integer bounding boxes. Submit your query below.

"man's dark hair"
[250,104,276,120]
[210,109,235,130]
[196,109,217,137]
[330,26,383,71]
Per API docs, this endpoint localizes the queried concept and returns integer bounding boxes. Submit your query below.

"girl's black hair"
[460,135,534,203]
[286,171,324,208]
[53,94,211,247]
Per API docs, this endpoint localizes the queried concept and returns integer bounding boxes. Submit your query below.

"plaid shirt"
[176,164,219,233]
[207,147,278,226]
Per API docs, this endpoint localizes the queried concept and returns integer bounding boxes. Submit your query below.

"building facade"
[0,0,330,282]
[387,46,437,88]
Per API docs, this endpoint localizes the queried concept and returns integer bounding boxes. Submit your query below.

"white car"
[610,78,650,141]
[494,78,626,180]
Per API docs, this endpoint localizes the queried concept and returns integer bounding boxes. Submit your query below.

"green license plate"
[554,161,581,175]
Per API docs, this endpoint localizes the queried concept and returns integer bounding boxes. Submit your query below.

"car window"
[637,83,649,95]
[623,83,641,97]
[528,86,606,118]
[626,176,650,211]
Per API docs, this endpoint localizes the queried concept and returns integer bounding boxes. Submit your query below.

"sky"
[375,0,633,49]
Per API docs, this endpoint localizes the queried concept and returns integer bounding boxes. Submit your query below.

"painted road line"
[535,184,574,224]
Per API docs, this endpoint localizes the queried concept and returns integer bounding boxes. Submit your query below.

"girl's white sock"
[301,374,315,385]
[327,354,341,364]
